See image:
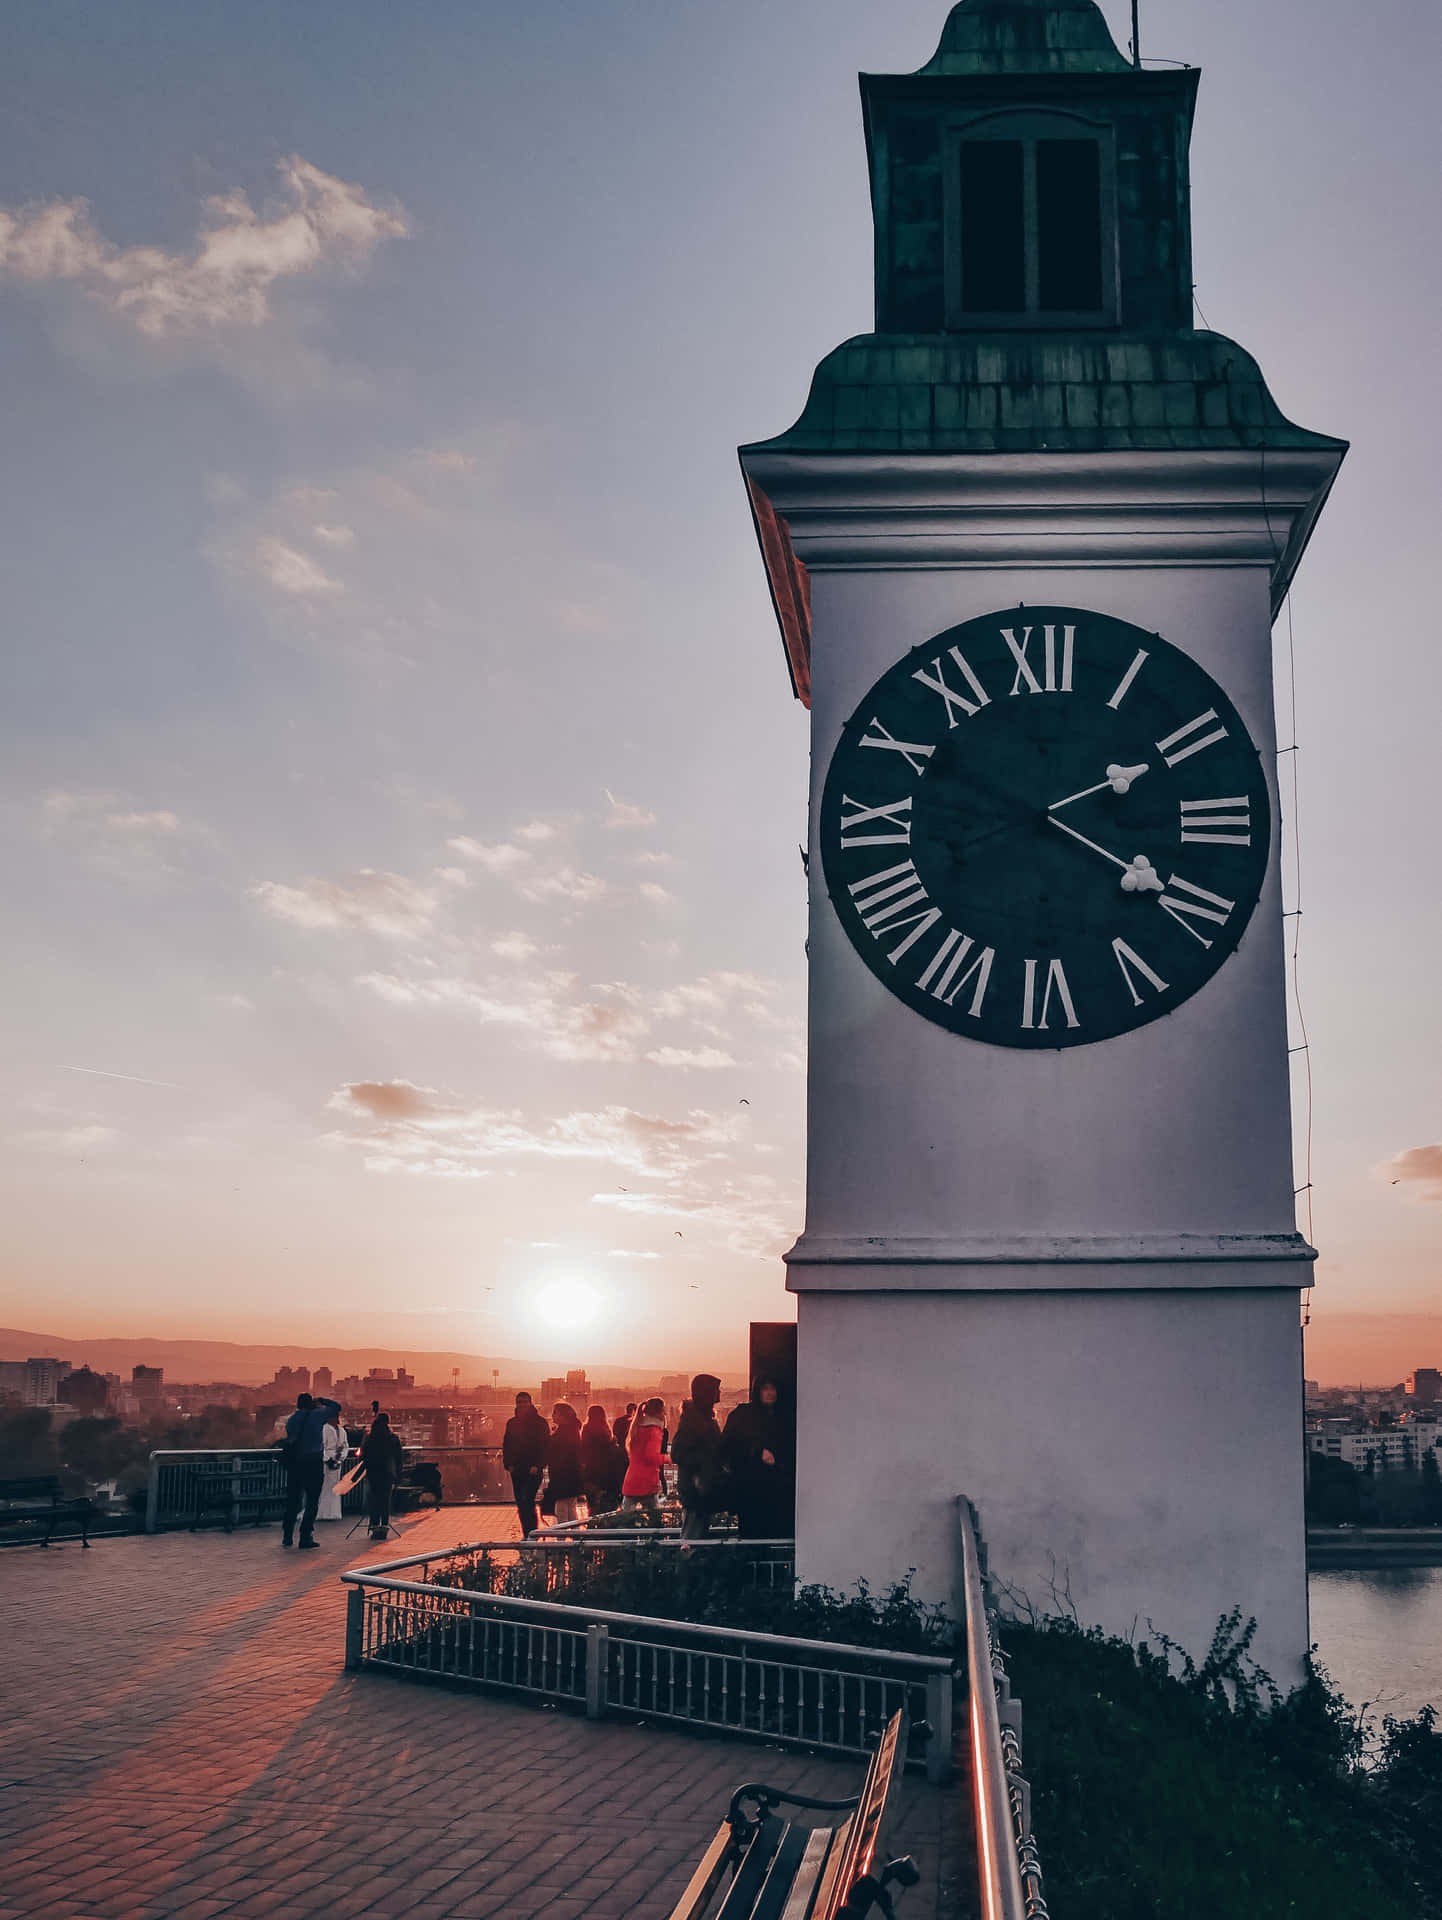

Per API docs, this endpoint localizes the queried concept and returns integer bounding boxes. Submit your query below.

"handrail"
[958,1496,1028,1920]
[340,1563,954,1670]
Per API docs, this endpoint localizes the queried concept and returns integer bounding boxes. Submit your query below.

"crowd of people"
[273,1394,402,1548]
[501,1372,795,1540]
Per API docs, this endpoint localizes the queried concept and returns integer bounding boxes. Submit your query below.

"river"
[1309,1567,1442,1724]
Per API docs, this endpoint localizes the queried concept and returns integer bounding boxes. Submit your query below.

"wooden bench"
[667,1711,919,1920]
[0,1475,95,1548]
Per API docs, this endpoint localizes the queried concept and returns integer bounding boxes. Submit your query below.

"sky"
[1,0,1438,1378]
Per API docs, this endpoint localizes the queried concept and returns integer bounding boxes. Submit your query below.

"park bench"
[0,1475,95,1548]
[666,1710,919,1920]
[187,1456,284,1532]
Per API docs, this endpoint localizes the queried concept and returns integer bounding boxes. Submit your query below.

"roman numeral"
[1156,709,1228,767]
[1179,796,1252,846]
[915,927,995,1016]
[859,717,934,777]
[1106,648,1149,710]
[1111,937,1169,1008]
[1021,957,1080,1030]
[848,861,941,962]
[1157,873,1236,948]
[912,647,991,726]
[839,794,913,848]
[1000,624,1074,696]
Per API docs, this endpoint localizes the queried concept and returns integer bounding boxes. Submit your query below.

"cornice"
[784,1228,1317,1291]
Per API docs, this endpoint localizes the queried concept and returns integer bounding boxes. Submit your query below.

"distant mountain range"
[0,1326,726,1392]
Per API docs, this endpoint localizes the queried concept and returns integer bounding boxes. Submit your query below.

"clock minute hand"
[1047,762,1151,813]
[1046,815,1165,893]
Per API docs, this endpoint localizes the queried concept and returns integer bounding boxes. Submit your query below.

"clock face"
[820,605,1271,1049]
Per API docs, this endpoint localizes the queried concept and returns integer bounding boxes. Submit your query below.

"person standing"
[671,1373,725,1541]
[581,1405,624,1514]
[317,1407,349,1522]
[720,1377,794,1540]
[612,1402,637,1449]
[545,1403,585,1523]
[619,1398,666,1517]
[280,1391,342,1550]
[502,1391,550,1537]
[360,1411,404,1541]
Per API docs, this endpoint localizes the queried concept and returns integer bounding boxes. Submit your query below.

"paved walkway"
[0,1512,969,1920]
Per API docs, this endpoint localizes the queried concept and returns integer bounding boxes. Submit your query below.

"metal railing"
[144,1445,506,1532]
[442,1529,797,1597]
[341,1548,953,1780]
[959,1497,1049,1920]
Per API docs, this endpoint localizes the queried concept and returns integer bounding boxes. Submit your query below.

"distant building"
[0,1357,70,1407]
[58,1366,109,1415]
[1405,1367,1442,1406]
[312,1365,333,1393]
[1308,1421,1442,1473]
[271,1364,311,1394]
[132,1365,164,1406]
[659,1374,690,1396]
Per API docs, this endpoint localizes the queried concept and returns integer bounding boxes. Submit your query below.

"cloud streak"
[0,157,407,336]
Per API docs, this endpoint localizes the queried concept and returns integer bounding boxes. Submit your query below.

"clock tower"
[738,0,1345,1681]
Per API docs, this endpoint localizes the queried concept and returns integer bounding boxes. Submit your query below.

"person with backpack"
[581,1404,624,1514]
[360,1411,405,1541]
[544,1402,586,1524]
[671,1373,726,1540]
[278,1391,342,1550]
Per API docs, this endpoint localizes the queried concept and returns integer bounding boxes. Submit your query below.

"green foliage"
[435,1541,954,1654]
[0,1407,59,1478]
[1004,1611,1440,1919]
[1307,1451,1442,1526]
[58,1416,148,1488]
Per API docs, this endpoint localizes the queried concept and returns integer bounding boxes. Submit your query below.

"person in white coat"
[317,1413,349,1521]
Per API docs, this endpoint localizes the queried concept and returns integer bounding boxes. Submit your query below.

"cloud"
[1381,1144,1442,1199]
[519,866,606,906]
[105,809,180,833]
[604,790,657,829]
[256,537,343,597]
[446,837,530,874]
[632,850,674,867]
[639,881,673,905]
[16,1123,117,1154]
[0,157,407,336]
[326,1083,740,1182]
[253,869,439,939]
[591,1174,794,1260]
[607,1248,661,1260]
[645,1046,738,1070]
[514,820,557,843]
[312,523,355,548]
[491,932,539,963]
[357,969,649,1062]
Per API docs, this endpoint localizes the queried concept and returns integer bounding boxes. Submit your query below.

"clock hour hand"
[1047,762,1150,812]
[1046,815,1165,892]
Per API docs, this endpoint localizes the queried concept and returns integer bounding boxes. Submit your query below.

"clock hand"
[1047,762,1150,812]
[1047,815,1165,892]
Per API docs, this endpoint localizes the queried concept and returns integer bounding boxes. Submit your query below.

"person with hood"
[278,1391,343,1550]
[501,1391,550,1537]
[581,1404,624,1514]
[620,1397,666,1516]
[671,1373,725,1540]
[360,1411,405,1541]
[720,1377,795,1540]
[544,1402,585,1523]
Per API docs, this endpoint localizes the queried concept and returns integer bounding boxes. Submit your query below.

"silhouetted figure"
[581,1405,624,1513]
[721,1377,795,1540]
[361,1412,404,1540]
[502,1391,550,1537]
[544,1403,585,1523]
[280,1392,341,1550]
[672,1373,725,1540]
[612,1402,637,1449]
[620,1398,666,1516]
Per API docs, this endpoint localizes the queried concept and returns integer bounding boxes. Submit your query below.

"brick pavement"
[0,1512,969,1920]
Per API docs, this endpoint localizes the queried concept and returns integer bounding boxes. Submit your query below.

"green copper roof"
[740,331,1347,457]
[918,0,1131,75]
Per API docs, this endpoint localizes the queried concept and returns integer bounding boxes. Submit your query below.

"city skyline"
[3,0,1439,1372]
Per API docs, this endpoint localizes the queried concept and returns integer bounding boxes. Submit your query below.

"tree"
[58,1416,146,1488]
[0,1408,58,1478]
[1421,1448,1442,1525]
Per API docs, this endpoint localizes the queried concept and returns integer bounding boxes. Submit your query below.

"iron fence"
[144,1445,506,1532]
[341,1563,953,1780]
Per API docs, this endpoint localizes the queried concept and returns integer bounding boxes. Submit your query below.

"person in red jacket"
[620,1397,666,1516]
